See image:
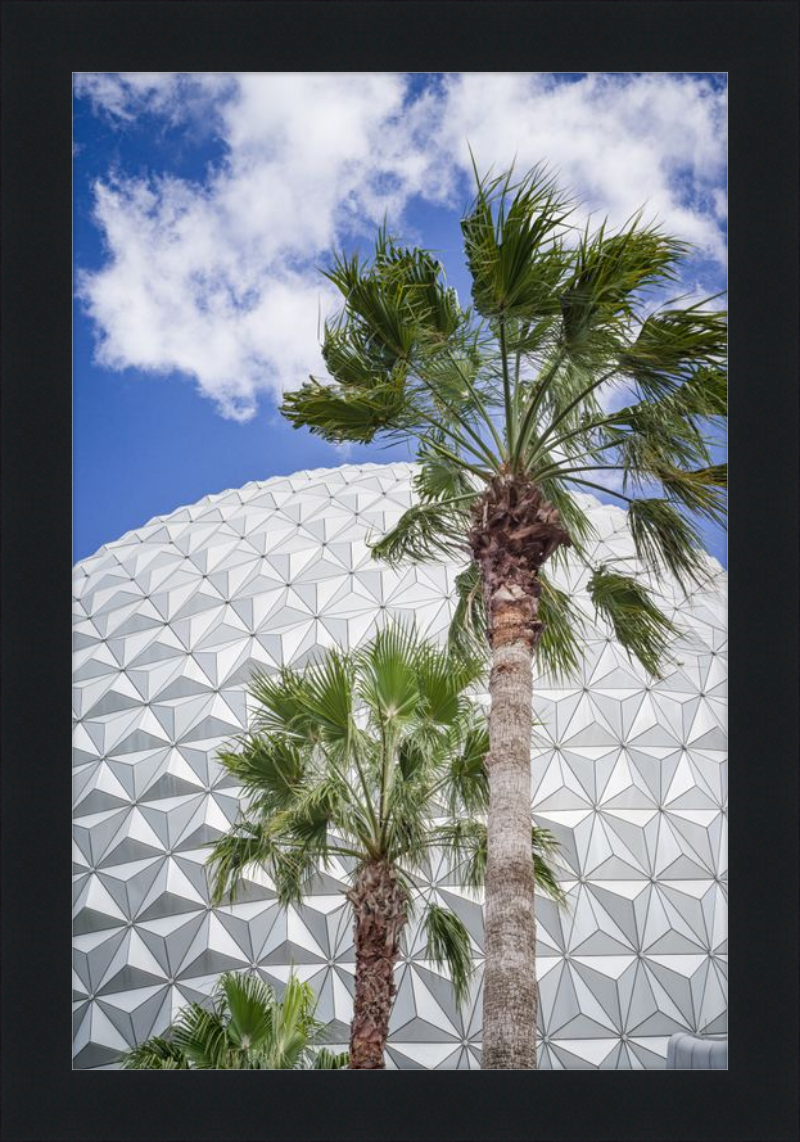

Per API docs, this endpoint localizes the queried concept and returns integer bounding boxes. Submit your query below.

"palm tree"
[280,164,727,1068]
[206,625,565,1069]
[119,970,349,1069]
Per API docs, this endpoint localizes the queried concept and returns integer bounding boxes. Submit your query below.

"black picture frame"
[2,2,798,1140]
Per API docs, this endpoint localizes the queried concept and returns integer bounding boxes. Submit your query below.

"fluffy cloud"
[75,72,726,420]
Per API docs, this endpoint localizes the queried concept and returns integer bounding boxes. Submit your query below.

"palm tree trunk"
[469,475,570,1070]
[347,860,408,1069]
[483,582,540,1070]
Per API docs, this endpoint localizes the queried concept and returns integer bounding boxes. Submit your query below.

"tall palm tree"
[280,164,727,1068]
[206,625,565,1069]
[119,971,349,1069]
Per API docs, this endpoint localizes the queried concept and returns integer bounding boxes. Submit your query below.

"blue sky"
[73,72,727,564]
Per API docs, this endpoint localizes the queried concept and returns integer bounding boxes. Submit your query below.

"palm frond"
[356,622,422,727]
[223,972,276,1052]
[653,463,727,525]
[293,650,355,745]
[384,772,434,863]
[369,498,471,565]
[268,843,327,908]
[217,734,305,809]
[628,497,709,590]
[248,667,314,739]
[448,561,488,657]
[667,364,727,421]
[119,1035,189,1069]
[283,779,344,852]
[171,1002,229,1069]
[560,215,687,367]
[588,565,678,678]
[120,971,332,1070]
[206,823,271,906]
[413,449,480,504]
[430,819,489,890]
[445,715,490,815]
[422,904,475,1006]
[602,399,712,485]
[270,975,322,1069]
[536,572,586,681]
[462,162,572,321]
[281,376,412,444]
[414,641,484,729]
[533,852,567,906]
[618,302,727,402]
[312,1048,350,1069]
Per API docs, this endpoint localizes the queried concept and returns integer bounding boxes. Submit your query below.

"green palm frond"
[281,375,412,444]
[413,448,480,503]
[369,497,472,565]
[448,562,487,657]
[119,1035,189,1070]
[462,162,572,322]
[653,463,727,525]
[206,822,270,906]
[312,1048,350,1069]
[667,364,727,421]
[445,716,490,815]
[533,854,567,906]
[283,779,345,852]
[560,215,687,366]
[628,497,709,590]
[430,819,488,890]
[536,572,586,681]
[322,324,389,389]
[588,565,678,678]
[270,975,322,1069]
[356,623,422,726]
[414,641,483,729]
[422,904,475,1006]
[618,302,727,401]
[601,400,711,484]
[218,734,305,808]
[171,1002,229,1069]
[383,773,433,863]
[268,843,325,908]
[248,667,315,740]
[367,231,463,339]
[222,972,276,1052]
[291,650,355,744]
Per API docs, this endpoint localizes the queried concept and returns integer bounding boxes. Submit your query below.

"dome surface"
[73,462,727,1069]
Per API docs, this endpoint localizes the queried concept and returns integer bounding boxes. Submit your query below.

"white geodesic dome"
[73,462,727,1069]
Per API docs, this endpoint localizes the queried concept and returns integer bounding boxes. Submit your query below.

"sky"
[73,72,727,565]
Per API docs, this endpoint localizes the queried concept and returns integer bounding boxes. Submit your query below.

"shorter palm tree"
[119,971,348,1069]
[207,625,564,1069]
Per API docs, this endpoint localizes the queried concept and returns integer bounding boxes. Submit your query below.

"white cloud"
[75,72,727,420]
[437,73,728,263]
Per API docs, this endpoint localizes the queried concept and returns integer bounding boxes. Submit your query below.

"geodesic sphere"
[73,463,727,1070]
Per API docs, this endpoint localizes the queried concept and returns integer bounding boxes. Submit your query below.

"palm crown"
[206,625,564,1065]
[282,163,727,676]
[119,971,348,1070]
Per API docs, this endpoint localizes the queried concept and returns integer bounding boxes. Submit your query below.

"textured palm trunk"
[483,583,540,1069]
[469,476,570,1070]
[346,860,408,1069]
